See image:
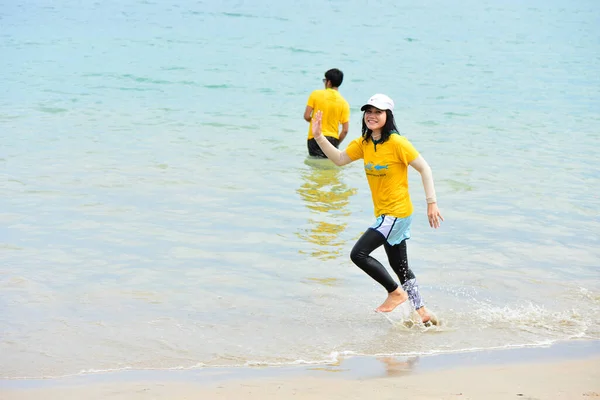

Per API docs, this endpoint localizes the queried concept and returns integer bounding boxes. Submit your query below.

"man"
[304,68,350,158]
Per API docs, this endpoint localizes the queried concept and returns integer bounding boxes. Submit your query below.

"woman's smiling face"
[364,106,387,132]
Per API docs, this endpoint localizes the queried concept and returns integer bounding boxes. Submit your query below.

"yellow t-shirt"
[306,89,350,140]
[345,133,420,218]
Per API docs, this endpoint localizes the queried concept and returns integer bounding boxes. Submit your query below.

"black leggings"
[350,228,416,293]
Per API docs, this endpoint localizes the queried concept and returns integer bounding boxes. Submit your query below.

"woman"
[311,93,443,324]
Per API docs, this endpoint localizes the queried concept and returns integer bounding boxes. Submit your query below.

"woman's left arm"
[409,155,444,229]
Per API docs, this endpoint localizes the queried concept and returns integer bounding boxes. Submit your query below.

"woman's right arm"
[312,111,354,166]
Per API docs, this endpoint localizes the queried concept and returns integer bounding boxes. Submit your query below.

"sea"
[1,0,599,379]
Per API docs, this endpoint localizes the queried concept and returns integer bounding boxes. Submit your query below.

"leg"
[384,240,431,323]
[383,240,415,285]
[350,229,408,312]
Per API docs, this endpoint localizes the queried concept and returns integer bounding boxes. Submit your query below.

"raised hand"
[311,110,323,139]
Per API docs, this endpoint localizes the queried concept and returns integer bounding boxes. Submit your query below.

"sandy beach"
[3,358,599,400]
[3,342,599,400]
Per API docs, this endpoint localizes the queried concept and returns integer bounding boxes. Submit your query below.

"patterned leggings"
[350,228,425,310]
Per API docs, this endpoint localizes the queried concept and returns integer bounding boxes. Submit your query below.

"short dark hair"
[324,68,344,88]
[361,109,399,144]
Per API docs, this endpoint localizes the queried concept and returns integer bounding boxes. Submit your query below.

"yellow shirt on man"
[306,89,350,140]
[345,133,419,218]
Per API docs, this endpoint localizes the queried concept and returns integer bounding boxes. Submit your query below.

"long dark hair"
[361,109,399,144]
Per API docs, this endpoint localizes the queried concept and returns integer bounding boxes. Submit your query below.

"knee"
[350,246,365,264]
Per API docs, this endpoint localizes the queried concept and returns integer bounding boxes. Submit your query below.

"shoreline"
[2,339,599,399]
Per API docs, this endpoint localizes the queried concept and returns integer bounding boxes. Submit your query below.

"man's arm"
[303,106,313,122]
[339,122,349,144]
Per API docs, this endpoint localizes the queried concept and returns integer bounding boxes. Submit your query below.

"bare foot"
[416,306,436,325]
[375,288,408,312]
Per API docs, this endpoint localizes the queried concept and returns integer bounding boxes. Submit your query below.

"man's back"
[306,89,350,140]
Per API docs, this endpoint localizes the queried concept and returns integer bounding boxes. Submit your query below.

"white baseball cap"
[360,93,395,112]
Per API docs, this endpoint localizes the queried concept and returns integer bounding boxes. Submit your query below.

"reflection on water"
[295,157,357,260]
[305,277,340,287]
[313,354,420,379]
[379,356,419,377]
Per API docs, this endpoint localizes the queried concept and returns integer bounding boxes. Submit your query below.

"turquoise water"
[1,0,599,378]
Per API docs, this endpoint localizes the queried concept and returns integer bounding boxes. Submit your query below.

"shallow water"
[1,0,599,378]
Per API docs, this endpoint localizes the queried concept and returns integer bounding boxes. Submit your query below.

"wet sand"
[2,341,599,400]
